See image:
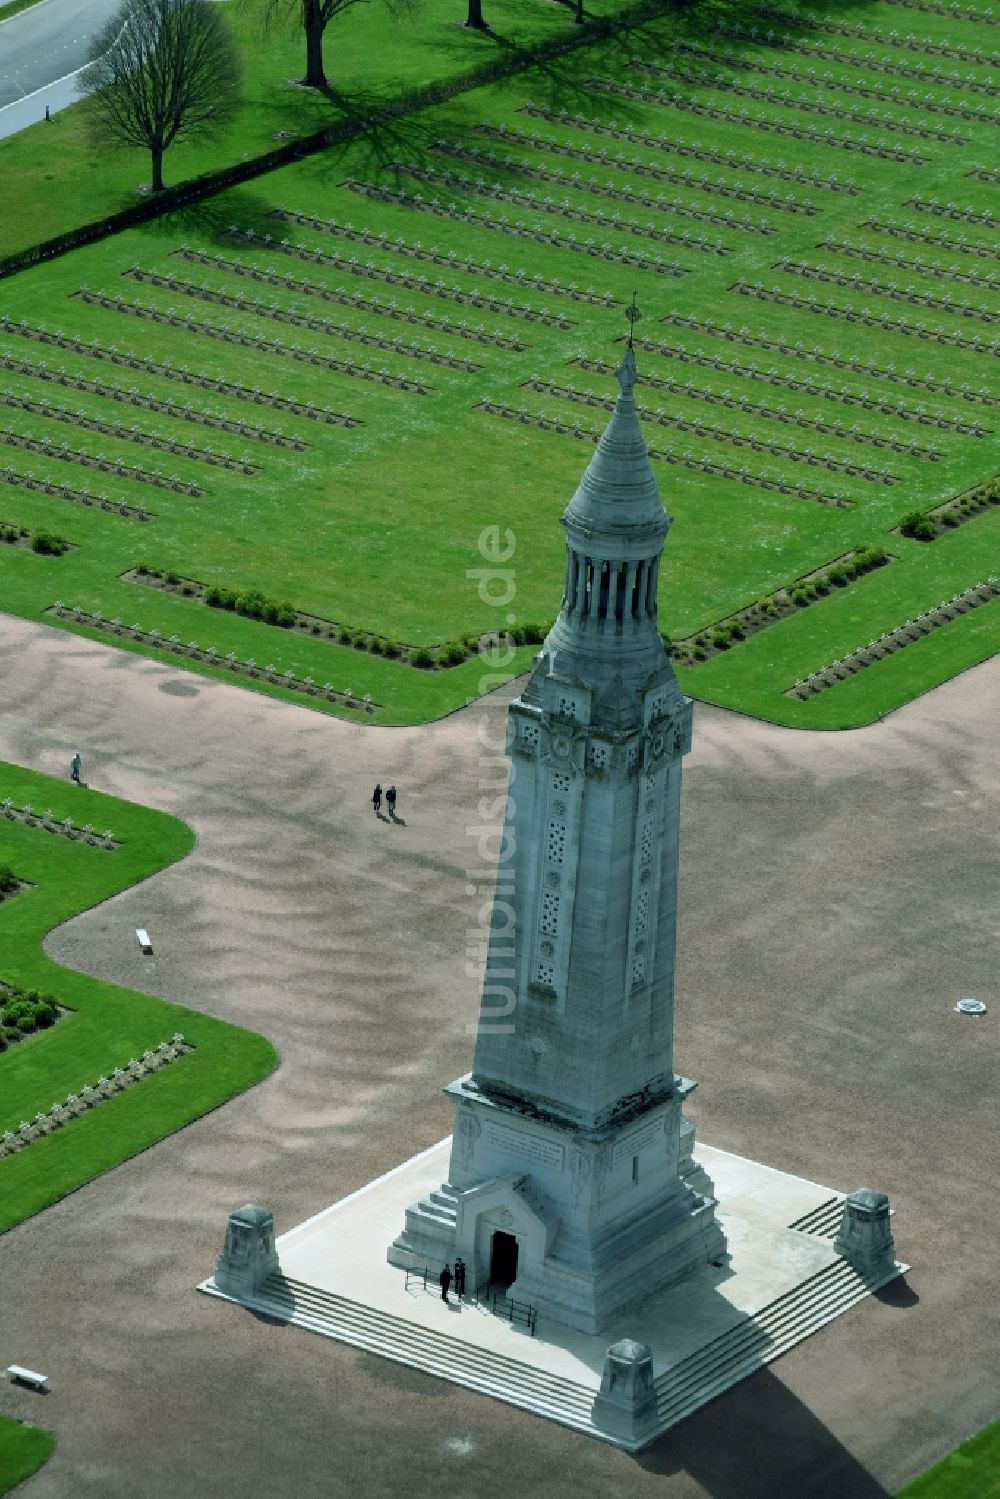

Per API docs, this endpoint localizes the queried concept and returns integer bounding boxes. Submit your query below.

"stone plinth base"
[198,1139,907,1452]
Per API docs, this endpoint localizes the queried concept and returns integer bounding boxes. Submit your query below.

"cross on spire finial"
[625,291,642,348]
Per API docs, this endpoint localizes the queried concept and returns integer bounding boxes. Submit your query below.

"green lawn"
[0,1416,54,1498]
[0,762,277,1235]
[1,0,997,727]
[0,0,627,261]
[898,1418,1000,1498]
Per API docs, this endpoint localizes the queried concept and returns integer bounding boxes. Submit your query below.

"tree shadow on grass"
[292,96,476,184]
[140,185,293,248]
[662,0,880,38]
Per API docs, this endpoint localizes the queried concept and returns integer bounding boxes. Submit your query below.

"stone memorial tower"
[389,339,727,1334]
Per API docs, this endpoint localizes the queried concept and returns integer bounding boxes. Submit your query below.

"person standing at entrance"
[439,1263,452,1302]
[372,783,382,815]
[453,1257,466,1299]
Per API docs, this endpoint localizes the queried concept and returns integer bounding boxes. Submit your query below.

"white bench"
[6,1365,48,1391]
[135,928,153,955]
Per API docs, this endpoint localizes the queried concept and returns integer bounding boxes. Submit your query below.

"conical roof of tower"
[563,346,669,543]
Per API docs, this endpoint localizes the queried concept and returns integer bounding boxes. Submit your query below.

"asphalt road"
[0,0,122,109]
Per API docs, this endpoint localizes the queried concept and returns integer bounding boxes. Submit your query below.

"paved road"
[0,0,121,107]
[0,0,126,141]
[0,615,998,1498]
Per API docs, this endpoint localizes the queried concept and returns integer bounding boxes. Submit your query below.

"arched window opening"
[565,552,580,614]
[645,559,658,618]
[598,560,611,620]
[615,562,628,623]
[631,562,645,620]
[582,558,595,617]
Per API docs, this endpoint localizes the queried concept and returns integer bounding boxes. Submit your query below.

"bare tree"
[258,0,412,92]
[79,0,241,193]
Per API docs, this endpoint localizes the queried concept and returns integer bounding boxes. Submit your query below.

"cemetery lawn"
[1,0,998,729]
[0,0,627,261]
[898,1418,1000,1498]
[0,762,277,1236]
[0,1415,55,1497]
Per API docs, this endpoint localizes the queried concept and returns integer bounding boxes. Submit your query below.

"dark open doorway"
[490,1230,519,1288]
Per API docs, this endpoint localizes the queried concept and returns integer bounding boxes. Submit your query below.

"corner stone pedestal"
[214,1204,279,1299]
[591,1339,659,1444]
[834,1189,895,1273]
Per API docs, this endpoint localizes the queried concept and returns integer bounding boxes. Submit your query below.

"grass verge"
[0,760,277,1236]
[0,0,44,22]
[0,1416,55,1498]
[898,1418,1000,1498]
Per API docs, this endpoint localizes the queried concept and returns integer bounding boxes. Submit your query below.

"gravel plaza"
[0,611,997,1498]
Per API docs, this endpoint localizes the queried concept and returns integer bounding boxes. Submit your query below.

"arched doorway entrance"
[490,1230,519,1289]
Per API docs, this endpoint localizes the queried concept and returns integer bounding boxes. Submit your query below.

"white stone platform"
[198,1139,906,1451]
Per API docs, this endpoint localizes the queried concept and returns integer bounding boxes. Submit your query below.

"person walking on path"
[439,1263,452,1303]
[386,785,397,818]
[454,1257,466,1299]
[70,751,82,785]
[372,783,382,815]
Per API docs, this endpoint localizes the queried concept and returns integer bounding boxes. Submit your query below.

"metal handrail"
[492,1291,537,1336]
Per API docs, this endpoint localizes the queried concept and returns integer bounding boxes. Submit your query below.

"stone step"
[204,1252,898,1447]
[654,1258,887,1424]
[273,1290,594,1413]
[655,1258,858,1397]
[407,1203,455,1227]
[788,1196,845,1237]
[256,1275,597,1424]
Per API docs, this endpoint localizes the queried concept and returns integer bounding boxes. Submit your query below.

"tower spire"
[542,340,672,715]
[625,290,642,349]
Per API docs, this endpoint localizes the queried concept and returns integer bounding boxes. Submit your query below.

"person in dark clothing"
[372,783,382,814]
[453,1257,466,1298]
[70,752,82,784]
[439,1263,452,1302]
[386,785,397,818]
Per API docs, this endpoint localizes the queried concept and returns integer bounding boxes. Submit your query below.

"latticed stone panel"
[540,892,561,937]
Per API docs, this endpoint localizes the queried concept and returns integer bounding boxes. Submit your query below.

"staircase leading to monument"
[787,1196,845,1238]
[652,1256,894,1430]
[202,1253,899,1446]
[249,1272,597,1428]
